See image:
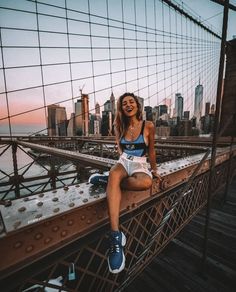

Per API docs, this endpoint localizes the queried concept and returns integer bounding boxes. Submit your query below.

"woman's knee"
[133,174,152,189]
[108,165,126,183]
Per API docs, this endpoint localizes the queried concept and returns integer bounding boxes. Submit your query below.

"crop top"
[120,121,148,157]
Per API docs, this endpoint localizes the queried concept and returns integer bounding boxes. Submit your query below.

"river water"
[0,145,95,199]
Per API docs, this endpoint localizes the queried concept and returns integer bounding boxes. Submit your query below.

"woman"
[90,92,162,273]
[107,93,161,273]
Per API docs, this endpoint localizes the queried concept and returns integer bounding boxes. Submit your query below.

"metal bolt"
[35,214,42,219]
[52,226,59,232]
[34,233,43,240]
[14,241,23,249]
[18,206,26,212]
[37,201,43,207]
[44,237,52,244]
[61,230,67,237]
[25,245,34,253]
[53,208,60,213]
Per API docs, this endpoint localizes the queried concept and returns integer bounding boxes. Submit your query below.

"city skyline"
[0,0,235,135]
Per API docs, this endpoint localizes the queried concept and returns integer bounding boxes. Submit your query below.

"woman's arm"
[147,122,162,179]
[115,128,123,155]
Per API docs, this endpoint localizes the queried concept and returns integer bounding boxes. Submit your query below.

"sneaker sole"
[108,232,126,274]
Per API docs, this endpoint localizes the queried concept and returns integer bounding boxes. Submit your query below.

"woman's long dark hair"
[114,92,142,139]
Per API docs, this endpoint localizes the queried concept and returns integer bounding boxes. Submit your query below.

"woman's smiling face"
[121,95,138,117]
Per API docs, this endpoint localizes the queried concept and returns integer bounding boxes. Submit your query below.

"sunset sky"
[0,0,235,135]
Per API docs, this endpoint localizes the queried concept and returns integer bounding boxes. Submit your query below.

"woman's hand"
[151,170,162,181]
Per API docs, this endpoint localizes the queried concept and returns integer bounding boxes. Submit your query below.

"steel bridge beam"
[0,146,235,286]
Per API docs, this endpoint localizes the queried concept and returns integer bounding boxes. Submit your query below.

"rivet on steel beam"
[44,221,51,226]
[25,245,34,253]
[52,226,59,232]
[83,199,88,203]
[61,230,68,237]
[94,195,100,198]
[18,206,26,212]
[64,186,69,191]
[69,202,75,208]
[44,237,52,244]
[38,193,44,198]
[132,203,137,208]
[98,215,103,219]
[87,219,91,224]
[93,210,97,215]
[23,197,29,202]
[37,201,43,207]
[61,215,66,220]
[52,197,59,202]
[53,208,60,213]
[14,241,23,249]
[76,184,80,187]
[127,205,132,210]
[80,191,84,194]
[52,190,57,193]
[13,221,21,229]
[67,220,74,226]
[34,233,43,240]
[35,214,42,219]
[81,215,86,220]
[87,206,92,210]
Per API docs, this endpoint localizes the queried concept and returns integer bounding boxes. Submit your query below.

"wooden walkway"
[124,177,236,292]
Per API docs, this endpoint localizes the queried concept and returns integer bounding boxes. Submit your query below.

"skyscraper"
[47,104,67,136]
[82,93,89,136]
[194,84,203,128]
[175,93,183,119]
[75,99,83,136]
[110,92,116,115]
[205,102,210,116]
[95,102,100,116]
[75,94,89,136]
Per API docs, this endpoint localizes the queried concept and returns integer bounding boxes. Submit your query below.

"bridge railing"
[0,144,235,291]
[0,138,209,200]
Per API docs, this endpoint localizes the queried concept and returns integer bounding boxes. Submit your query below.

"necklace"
[128,121,139,139]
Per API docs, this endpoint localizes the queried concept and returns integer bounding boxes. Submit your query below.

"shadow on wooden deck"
[124,177,236,292]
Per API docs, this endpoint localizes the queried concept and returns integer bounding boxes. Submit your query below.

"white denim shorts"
[117,152,152,178]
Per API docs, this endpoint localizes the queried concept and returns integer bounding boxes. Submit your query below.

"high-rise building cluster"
[47,84,215,137]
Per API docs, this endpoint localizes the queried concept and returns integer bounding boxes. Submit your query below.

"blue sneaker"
[88,172,109,185]
[108,231,126,274]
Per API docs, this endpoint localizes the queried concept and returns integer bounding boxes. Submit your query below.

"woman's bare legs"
[106,163,128,231]
[121,173,152,191]
[107,168,152,231]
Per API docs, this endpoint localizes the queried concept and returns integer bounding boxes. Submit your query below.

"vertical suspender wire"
[0,28,12,138]
[180,6,183,115]
[169,5,173,117]
[144,0,150,106]
[154,0,159,109]
[35,1,48,136]
[106,0,113,95]
[175,9,178,115]
[201,0,229,274]
[161,1,167,113]
[185,16,190,116]
[134,0,139,97]
[190,20,193,119]
[88,0,97,114]
[65,0,75,135]
[121,0,128,93]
